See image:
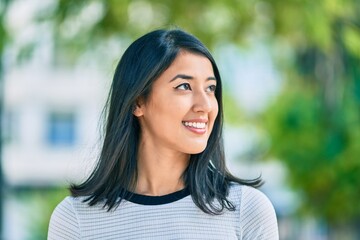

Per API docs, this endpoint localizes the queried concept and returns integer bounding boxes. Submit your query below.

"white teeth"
[183,122,206,129]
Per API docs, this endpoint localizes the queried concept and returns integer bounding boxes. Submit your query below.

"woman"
[48,29,279,239]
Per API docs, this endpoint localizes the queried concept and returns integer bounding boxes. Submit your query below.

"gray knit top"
[48,184,279,239]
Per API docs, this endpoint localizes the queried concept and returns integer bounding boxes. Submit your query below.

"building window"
[2,110,17,144]
[47,112,76,147]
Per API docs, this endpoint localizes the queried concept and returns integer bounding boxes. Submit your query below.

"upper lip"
[182,119,208,123]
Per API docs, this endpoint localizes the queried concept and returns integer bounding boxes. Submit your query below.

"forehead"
[162,51,214,77]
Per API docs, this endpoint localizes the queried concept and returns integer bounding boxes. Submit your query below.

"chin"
[186,145,207,154]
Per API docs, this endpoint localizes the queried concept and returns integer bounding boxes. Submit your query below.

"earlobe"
[133,98,145,117]
[133,106,144,117]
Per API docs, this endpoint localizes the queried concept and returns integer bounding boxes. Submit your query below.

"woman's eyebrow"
[169,74,217,82]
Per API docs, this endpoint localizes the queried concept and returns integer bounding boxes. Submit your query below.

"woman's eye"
[175,83,192,91]
[207,85,217,93]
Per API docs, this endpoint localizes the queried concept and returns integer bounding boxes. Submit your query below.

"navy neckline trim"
[124,187,190,205]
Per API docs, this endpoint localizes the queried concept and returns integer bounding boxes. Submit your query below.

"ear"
[133,98,145,117]
[133,106,143,117]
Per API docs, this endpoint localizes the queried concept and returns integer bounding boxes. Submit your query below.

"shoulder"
[50,196,77,219]
[229,183,275,211]
[50,196,89,216]
[48,196,82,239]
[237,185,274,209]
[229,184,279,239]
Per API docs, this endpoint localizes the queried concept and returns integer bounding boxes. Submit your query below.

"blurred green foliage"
[27,188,68,240]
[261,2,360,224]
[41,0,359,60]
[11,188,68,240]
[263,79,360,224]
[2,0,360,234]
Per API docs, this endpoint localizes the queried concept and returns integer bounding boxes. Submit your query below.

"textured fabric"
[48,184,278,239]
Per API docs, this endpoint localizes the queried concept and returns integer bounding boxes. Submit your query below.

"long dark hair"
[70,29,262,214]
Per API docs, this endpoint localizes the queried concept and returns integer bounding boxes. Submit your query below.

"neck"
[136,138,190,196]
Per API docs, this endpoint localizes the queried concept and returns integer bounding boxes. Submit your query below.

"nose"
[192,91,214,113]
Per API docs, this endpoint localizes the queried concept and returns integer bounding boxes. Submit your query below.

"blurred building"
[3,61,107,187]
[2,55,110,238]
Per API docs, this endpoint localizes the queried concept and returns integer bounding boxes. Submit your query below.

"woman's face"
[134,51,219,154]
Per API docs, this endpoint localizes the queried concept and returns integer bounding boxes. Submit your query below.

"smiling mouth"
[182,121,207,129]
